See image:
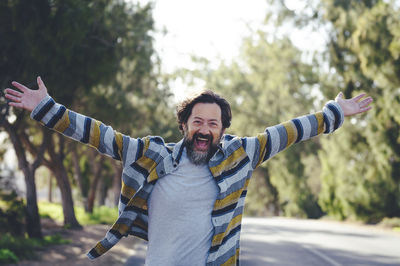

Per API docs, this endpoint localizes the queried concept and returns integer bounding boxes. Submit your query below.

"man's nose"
[198,124,210,134]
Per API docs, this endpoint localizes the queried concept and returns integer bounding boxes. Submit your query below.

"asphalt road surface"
[125,217,400,266]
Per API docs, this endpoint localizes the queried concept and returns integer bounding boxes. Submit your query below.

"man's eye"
[194,121,201,124]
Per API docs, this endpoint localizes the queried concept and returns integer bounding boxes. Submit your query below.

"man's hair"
[176,90,232,133]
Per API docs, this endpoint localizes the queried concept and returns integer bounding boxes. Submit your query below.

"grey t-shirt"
[145,148,219,266]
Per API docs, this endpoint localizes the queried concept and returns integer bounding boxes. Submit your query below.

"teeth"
[197,137,209,141]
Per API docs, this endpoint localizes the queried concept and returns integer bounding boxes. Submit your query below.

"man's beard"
[184,131,221,165]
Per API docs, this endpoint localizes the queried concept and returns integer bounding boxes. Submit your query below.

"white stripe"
[125,138,139,166]
[267,126,280,158]
[218,165,252,194]
[40,102,62,125]
[298,115,312,141]
[71,113,85,140]
[103,126,115,156]
[244,136,257,165]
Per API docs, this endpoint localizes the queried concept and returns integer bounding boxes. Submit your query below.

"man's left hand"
[335,92,373,117]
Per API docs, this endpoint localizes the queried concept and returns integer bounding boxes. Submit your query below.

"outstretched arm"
[247,92,373,169]
[4,77,141,165]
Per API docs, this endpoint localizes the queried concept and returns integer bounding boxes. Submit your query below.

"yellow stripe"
[210,147,247,177]
[221,248,240,266]
[147,168,159,183]
[89,120,101,149]
[214,179,250,210]
[212,214,242,246]
[94,242,108,255]
[53,110,70,133]
[115,131,123,159]
[137,156,157,171]
[121,179,136,199]
[315,111,325,135]
[111,223,130,235]
[127,195,148,210]
[255,133,268,168]
[283,121,297,148]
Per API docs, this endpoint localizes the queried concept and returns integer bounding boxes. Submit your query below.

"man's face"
[183,102,225,165]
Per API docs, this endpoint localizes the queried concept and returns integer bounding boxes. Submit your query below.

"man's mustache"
[193,133,213,142]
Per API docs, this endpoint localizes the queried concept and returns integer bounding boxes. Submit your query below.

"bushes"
[38,201,118,225]
[0,191,25,237]
[0,233,70,264]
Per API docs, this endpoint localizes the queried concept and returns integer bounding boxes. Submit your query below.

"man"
[5,77,372,265]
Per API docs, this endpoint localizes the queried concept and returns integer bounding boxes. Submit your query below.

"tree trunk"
[87,150,104,213]
[263,168,280,216]
[48,135,82,229]
[97,175,107,206]
[112,160,122,207]
[4,121,43,238]
[70,143,88,211]
[48,174,53,202]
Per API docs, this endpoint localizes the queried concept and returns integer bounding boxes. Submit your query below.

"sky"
[146,0,324,101]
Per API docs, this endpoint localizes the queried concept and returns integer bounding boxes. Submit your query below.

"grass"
[38,201,119,226]
[0,233,70,264]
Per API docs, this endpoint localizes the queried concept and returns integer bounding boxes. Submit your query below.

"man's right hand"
[4,76,48,112]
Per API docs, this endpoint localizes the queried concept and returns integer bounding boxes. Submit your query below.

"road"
[125,217,400,266]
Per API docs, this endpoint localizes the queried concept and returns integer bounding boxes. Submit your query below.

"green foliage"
[0,191,25,237]
[0,233,69,263]
[0,249,18,264]
[39,201,118,225]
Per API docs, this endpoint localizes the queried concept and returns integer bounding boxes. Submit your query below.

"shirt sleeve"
[244,100,344,169]
[30,95,141,166]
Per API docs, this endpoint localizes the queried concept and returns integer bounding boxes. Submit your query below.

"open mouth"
[194,134,212,151]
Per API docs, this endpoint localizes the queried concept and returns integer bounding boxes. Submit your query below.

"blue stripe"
[327,103,341,130]
[33,98,55,121]
[212,202,237,216]
[45,106,66,128]
[307,114,318,138]
[263,131,272,161]
[63,111,76,137]
[292,118,303,143]
[276,124,288,152]
[131,162,149,178]
[88,248,100,259]
[112,138,121,160]
[81,117,92,143]
[323,112,330,133]
[136,138,144,160]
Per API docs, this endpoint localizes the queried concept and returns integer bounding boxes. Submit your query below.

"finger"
[352,93,366,102]
[37,76,45,90]
[11,81,29,92]
[360,106,372,113]
[8,101,24,108]
[358,97,373,108]
[4,88,23,97]
[5,93,21,102]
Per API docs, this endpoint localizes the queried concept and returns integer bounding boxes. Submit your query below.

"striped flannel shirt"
[30,95,344,266]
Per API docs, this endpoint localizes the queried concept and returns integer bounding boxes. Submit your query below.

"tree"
[0,0,165,229]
